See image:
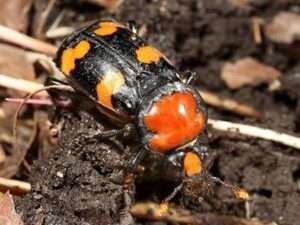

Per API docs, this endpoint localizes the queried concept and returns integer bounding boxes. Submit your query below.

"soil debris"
[265,12,300,44]
[0,44,35,87]
[84,0,124,12]
[0,192,24,225]
[221,57,281,90]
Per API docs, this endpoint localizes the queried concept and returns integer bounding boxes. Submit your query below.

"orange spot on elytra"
[94,21,123,36]
[61,40,90,75]
[183,152,202,177]
[61,49,74,76]
[136,46,164,64]
[96,71,125,109]
[144,92,206,153]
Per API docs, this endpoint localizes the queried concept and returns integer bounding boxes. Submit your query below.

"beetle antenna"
[13,84,73,158]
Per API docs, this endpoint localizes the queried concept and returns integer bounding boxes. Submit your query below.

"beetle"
[53,19,207,173]
[50,20,247,202]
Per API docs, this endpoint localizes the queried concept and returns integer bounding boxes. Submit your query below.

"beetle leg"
[182,148,250,201]
[163,182,184,203]
[119,191,135,225]
[192,136,209,162]
[85,123,135,140]
[127,148,148,172]
[123,148,147,192]
[123,171,136,193]
[183,70,197,85]
[127,20,138,34]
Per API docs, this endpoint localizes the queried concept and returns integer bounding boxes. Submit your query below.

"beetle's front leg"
[181,70,197,85]
[84,123,135,141]
[127,20,138,34]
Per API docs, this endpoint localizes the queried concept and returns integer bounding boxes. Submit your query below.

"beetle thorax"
[140,85,206,154]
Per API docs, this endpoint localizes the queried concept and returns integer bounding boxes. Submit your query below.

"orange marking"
[144,92,206,153]
[96,71,125,109]
[234,189,250,200]
[183,152,202,177]
[61,40,91,75]
[136,46,164,64]
[61,49,74,76]
[94,21,123,36]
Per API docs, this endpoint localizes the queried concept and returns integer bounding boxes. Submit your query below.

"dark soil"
[16,0,300,225]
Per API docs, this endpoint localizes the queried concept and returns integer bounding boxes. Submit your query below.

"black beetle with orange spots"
[49,20,248,203]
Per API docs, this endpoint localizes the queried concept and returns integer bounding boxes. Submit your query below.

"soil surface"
[16,0,300,225]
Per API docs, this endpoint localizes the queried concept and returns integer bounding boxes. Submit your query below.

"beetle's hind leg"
[123,148,147,191]
[120,148,148,224]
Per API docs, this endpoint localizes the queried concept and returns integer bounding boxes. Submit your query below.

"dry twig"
[130,202,197,224]
[6,98,53,106]
[208,119,300,150]
[34,0,57,39]
[199,90,259,118]
[0,177,31,195]
[45,10,74,39]
[252,17,263,44]
[130,202,270,225]
[0,25,57,56]
[0,74,46,97]
[46,26,75,39]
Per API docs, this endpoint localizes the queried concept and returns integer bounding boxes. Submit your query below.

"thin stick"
[46,26,74,39]
[24,52,64,78]
[0,108,4,118]
[130,202,197,224]
[6,98,53,106]
[208,119,300,150]
[199,90,259,118]
[252,17,263,44]
[48,10,65,31]
[0,74,46,97]
[35,0,57,39]
[210,176,249,200]
[0,177,31,195]
[0,25,57,56]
